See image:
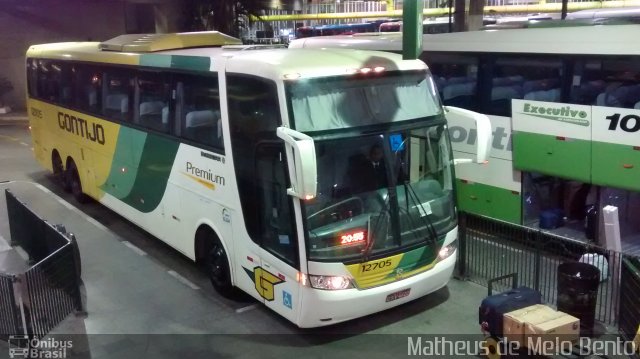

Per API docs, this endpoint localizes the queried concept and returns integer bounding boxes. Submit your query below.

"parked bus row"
[290,24,640,246]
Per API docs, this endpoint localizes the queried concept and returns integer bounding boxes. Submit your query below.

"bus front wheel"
[207,237,235,298]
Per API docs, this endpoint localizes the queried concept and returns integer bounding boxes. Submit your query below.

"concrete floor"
[0,120,493,358]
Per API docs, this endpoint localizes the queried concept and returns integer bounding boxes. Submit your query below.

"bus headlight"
[309,275,354,290]
[438,239,458,260]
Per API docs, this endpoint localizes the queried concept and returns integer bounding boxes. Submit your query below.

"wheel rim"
[209,245,229,288]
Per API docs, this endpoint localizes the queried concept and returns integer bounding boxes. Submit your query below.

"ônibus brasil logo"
[520,103,590,127]
[8,335,72,358]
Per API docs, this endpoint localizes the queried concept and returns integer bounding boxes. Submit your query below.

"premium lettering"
[186,162,225,186]
[57,112,105,145]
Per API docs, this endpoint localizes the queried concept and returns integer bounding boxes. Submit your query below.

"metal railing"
[619,256,640,358]
[458,211,624,326]
[2,189,83,340]
[0,274,20,341]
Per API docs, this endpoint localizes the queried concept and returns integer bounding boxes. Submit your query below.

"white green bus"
[26,31,491,327]
[290,24,640,247]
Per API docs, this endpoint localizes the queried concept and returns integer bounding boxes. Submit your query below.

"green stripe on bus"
[120,134,180,213]
[384,244,437,279]
[455,179,522,224]
[139,54,210,71]
[513,131,591,183]
[101,127,147,199]
[592,141,640,192]
[170,56,210,71]
[140,54,172,68]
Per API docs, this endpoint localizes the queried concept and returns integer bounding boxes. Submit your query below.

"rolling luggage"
[479,273,542,337]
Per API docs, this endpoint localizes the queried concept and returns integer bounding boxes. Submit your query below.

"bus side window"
[103,68,134,122]
[489,56,562,116]
[177,74,223,150]
[136,72,171,133]
[35,60,62,103]
[576,57,640,109]
[26,59,39,99]
[74,64,102,115]
[424,52,479,111]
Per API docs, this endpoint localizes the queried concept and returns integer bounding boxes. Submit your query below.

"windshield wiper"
[403,180,439,247]
[361,194,390,263]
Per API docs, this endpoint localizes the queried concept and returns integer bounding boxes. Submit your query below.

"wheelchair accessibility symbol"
[283,290,293,309]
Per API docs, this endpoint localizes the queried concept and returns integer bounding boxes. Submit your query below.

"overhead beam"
[251,0,640,21]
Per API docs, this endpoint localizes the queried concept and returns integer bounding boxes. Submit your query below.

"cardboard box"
[503,304,562,346]
[525,312,580,353]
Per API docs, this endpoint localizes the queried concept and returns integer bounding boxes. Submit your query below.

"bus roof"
[27,39,427,80]
[290,24,640,56]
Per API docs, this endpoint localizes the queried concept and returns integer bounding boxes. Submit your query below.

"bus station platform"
[0,180,492,358]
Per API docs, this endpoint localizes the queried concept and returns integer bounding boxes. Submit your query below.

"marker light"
[304,194,315,200]
[309,275,354,290]
[360,67,372,74]
[438,239,458,261]
[374,66,385,73]
[283,73,301,80]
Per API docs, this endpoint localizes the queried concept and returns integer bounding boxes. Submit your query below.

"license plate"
[385,288,411,302]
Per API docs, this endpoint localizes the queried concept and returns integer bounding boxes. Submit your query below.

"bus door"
[253,144,301,321]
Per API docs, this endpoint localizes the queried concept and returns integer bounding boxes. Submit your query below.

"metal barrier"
[619,256,640,358]
[2,189,83,340]
[0,274,20,341]
[458,211,623,326]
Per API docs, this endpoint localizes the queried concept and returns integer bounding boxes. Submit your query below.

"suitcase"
[479,273,542,338]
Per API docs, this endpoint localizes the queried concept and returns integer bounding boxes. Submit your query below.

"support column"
[453,0,466,32]
[468,0,484,31]
[402,0,424,60]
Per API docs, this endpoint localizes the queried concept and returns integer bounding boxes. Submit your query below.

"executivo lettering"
[521,103,590,126]
[185,162,225,188]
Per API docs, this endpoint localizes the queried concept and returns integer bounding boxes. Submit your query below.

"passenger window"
[572,57,640,109]
[137,73,171,133]
[26,59,38,98]
[178,75,223,150]
[74,65,102,114]
[35,60,63,103]
[103,69,134,122]
[489,56,563,116]
[423,53,479,111]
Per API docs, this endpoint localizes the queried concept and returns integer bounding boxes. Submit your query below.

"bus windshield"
[286,71,442,132]
[302,125,455,261]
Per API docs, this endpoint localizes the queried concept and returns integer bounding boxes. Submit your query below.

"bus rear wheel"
[207,238,235,298]
[52,152,70,192]
[66,162,88,203]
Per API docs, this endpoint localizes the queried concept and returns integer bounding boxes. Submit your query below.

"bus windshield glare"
[287,71,442,132]
[286,73,454,262]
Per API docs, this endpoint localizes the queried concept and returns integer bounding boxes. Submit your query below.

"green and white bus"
[290,24,640,247]
[26,31,491,327]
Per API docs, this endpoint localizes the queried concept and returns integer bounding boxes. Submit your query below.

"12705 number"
[361,259,393,272]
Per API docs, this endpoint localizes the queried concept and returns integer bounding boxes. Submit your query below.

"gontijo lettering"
[57,111,106,144]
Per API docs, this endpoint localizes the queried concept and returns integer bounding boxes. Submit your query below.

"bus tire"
[66,161,89,204]
[206,236,235,298]
[52,151,70,192]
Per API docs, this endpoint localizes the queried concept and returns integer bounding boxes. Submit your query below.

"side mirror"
[276,127,317,199]
[444,106,492,164]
